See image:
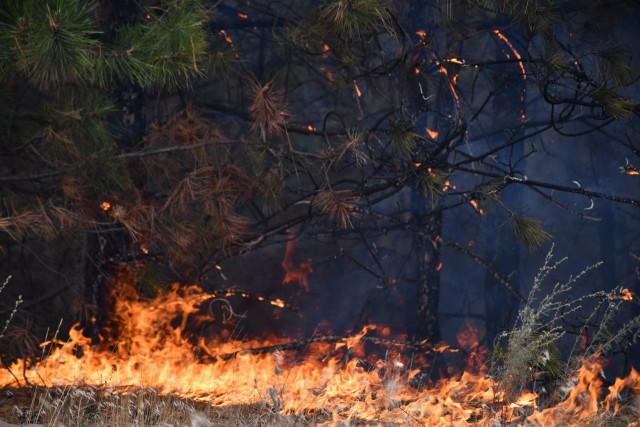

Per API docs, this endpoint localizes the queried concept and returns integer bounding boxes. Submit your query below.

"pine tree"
[0,0,638,350]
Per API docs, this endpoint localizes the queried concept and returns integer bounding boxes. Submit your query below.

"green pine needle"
[258,171,283,214]
[415,168,448,199]
[598,46,638,88]
[472,179,506,210]
[390,117,417,159]
[591,85,636,120]
[318,0,389,40]
[511,215,552,252]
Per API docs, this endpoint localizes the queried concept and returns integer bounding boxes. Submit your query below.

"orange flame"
[0,273,638,425]
[237,13,248,19]
[270,298,286,308]
[456,319,488,375]
[609,288,635,301]
[100,201,111,211]
[281,236,313,291]
[433,54,460,110]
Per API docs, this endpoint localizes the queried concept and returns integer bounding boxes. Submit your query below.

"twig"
[439,238,526,304]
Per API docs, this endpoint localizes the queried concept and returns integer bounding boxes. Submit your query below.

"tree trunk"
[415,209,443,341]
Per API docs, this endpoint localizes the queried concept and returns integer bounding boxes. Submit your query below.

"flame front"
[0,271,638,425]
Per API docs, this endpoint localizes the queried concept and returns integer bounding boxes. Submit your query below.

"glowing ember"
[425,127,439,139]
[100,201,111,211]
[237,13,248,19]
[469,199,485,215]
[620,162,640,175]
[492,30,526,78]
[353,80,362,97]
[493,29,527,121]
[441,180,456,191]
[219,30,239,58]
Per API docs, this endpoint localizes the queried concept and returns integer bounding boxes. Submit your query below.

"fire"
[237,13,248,19]
[433,54,460,110]
[270,298,285,308]
[493,30,527,120]
[441,180,456,191]
[219,30,239,58]
[610,288,635,301]
[470,199,485,215]
[307,125,316,131]
[100,201,111,211]
[320,66,334,83]
[620,288,634,300]
[425,127,439,139]
[353,79,362,97]
[620,161,640,175]
[492,30,526,78]
[281,235,313,291]
[456,319,488,375]
[0,273,638,425]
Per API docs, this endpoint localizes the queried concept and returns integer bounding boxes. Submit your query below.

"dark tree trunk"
[415,209,443,341]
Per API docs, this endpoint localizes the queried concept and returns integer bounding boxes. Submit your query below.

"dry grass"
[0,386,338,426]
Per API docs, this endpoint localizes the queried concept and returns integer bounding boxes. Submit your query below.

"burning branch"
[209,331,460,362]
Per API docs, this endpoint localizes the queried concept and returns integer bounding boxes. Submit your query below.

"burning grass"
[0,252,639,425]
